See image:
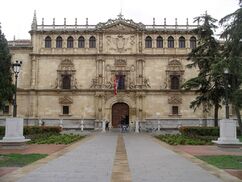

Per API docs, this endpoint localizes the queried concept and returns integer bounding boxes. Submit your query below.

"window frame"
[89,36,96,48]
[62,105,69,115]
[156,36,163,48]
[145,36,152,48]
[78,36,85,48]
[179,36,186,48]
[67,36,74,48]
[62,74,71,89]
[45,36,52,48]
[190,36,197,49]
[168,36,174,48]
[170,75,180,90]
[56,36,63,48]
[172,106,179,115]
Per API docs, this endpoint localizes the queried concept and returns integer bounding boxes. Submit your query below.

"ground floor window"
[63,105,69,115]
[172,106,179,115]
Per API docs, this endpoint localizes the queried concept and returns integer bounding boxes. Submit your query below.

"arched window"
[190,36,197,49]
[56,36,63,48]
[156,36,163,48]
[179,36,186,48]
[89,36,96,48]
[45,36,51,48]
[67,36,74,48]
[170,75,180,89]
[168,36,174,48]
[145,36,152,48]
[62,75,71,89]
[78,36,85,48]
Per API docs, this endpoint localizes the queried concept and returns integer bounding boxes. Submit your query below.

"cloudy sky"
[0,0,240,40]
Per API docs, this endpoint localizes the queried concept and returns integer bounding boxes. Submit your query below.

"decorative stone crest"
[114,59,127,66]
[168,96,182,104]
[59,96,73,104]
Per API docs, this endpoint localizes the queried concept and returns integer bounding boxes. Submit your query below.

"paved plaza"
[1,132,241,182]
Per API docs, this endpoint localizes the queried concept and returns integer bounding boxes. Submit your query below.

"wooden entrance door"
[112,103,129,128]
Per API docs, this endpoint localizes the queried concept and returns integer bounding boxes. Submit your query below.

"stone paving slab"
[14,133,117,182]
[124,134,225,182]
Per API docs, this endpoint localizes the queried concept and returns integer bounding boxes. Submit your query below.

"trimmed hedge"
[179,126,219,137]
[0,126,61,136]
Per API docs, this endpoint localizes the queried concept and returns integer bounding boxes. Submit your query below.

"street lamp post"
[12,60,22,117]
[224,68,229,119]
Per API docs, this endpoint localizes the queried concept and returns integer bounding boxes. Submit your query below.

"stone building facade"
[1,13,225,129]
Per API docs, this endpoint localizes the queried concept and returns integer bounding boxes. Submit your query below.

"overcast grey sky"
[0,0,240,40]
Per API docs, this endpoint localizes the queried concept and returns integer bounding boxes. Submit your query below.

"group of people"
[104,115,129,132]
[120,115,129,132]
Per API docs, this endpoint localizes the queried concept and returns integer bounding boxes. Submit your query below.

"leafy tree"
[0,27,14,110]
[220,1,242,134]
[182,13,223,127]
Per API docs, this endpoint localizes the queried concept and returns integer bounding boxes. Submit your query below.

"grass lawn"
[198,155,242,169]
[0,154,47,167]
[239,135,242,142]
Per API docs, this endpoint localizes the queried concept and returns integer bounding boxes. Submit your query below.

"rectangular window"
[172,106,179,115]
[63,106,69,115]
[3,105,9,114]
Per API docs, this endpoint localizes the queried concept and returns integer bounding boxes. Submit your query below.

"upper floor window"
[67,36,74,48]
[168,36,174,48]
[190,36,197,49]
[179,36,186,48]
[116,74,125,90]
[45,36,51,48]
[56,36,63,48]
[62,75,71,89]
[78,36,85,48]
[145,36,152,48]
[170,75,180,89]
[89,36,96,48]
[156,36,163,48]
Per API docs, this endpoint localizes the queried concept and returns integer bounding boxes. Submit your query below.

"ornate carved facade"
[3,12,224,127]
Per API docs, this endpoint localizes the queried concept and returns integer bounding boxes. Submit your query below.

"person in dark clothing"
[105,121,109,131]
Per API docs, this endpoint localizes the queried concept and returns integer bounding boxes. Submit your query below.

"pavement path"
[124,134,223,182]
[1,132,241,182]
[17,133,117,182]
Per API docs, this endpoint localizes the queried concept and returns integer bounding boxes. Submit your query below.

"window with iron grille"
[63,106,69,115]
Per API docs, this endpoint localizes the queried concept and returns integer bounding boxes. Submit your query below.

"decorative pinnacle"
[31,10,37,30]
[117,12,124,20]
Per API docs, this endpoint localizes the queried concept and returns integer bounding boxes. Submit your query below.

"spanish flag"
[114,78,118,96]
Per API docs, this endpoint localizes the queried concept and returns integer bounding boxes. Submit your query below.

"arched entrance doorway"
[112,102,129,128]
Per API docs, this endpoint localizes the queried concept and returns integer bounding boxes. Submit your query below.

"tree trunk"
[235,106,242,135]
[214,104,219,127]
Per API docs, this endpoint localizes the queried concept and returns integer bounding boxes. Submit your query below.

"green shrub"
[28,134,84,144]
[179,126,219,137]
[0,126,4,135]
[156,134,213,145]
[24,126,62,135]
